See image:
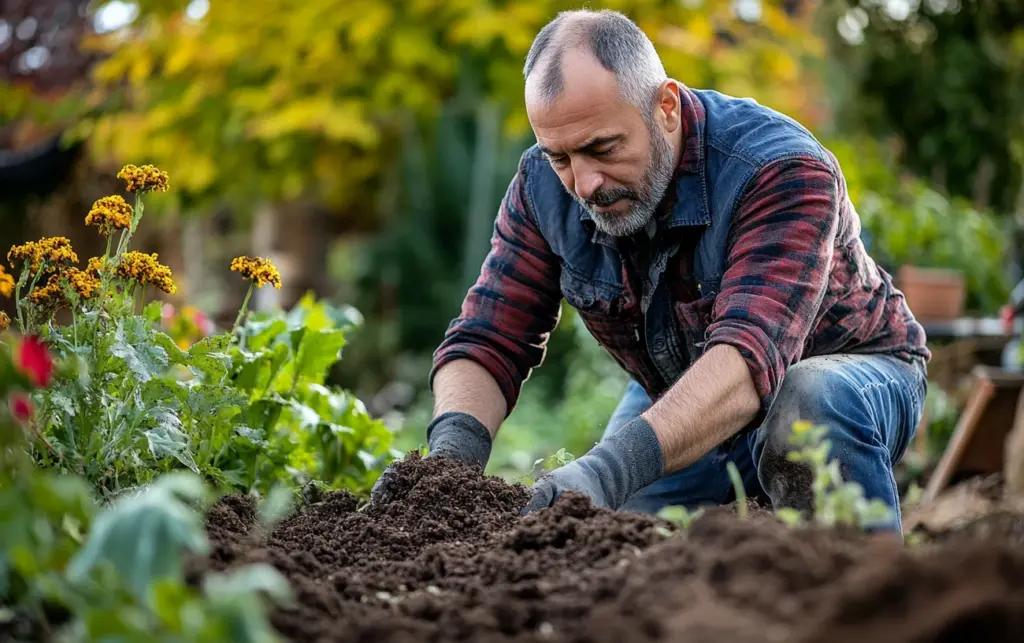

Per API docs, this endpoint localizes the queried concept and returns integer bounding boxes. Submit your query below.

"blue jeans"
[603,354,927,531]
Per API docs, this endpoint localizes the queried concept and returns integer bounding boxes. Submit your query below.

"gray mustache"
[588,187,637,207]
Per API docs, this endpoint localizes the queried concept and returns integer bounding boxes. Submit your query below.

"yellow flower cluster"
[86,256,107,278]
[116,251,177,294]
[66,268,102,300]
[230,256,282,289]
[0,264,13,298]
[7,237,79,274]
[85,195,134,236]
[28,275,64,308]
[117,164,169,193]
[0,310,9,331]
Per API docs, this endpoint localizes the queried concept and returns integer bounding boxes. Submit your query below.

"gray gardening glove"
[523,417,664,513]
[371,412,492,506]
[423,411,492,468]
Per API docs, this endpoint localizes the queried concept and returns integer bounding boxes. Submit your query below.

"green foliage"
[858,180,1010,313]
[67,0,825,214]
[825,0,1024,213]
[67,473,211,594]
[3,172,393,500]
[0,345,288,642]
[228,294,397,494]
[784,421,894,530]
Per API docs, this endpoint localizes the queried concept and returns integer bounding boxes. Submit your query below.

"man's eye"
[592,146,616,157]
[548,156,569,168]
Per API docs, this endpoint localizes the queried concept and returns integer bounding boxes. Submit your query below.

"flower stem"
[14,266,29,334]
[232,283,254,339]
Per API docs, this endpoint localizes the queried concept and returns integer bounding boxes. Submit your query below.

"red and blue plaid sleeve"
[704,158,840,413]
[430,165,563,415]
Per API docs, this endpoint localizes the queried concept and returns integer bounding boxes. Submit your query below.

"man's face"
[526,50,677,237]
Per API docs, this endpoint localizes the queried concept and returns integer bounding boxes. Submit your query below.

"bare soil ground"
[201,455,1024,643]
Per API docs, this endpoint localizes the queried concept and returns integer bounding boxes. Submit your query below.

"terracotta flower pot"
[897,265,966,321]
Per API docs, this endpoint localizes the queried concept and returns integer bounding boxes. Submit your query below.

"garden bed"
[200,455,1024,643]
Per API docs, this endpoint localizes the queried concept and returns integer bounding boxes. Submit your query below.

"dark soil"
[203,454,1024,642]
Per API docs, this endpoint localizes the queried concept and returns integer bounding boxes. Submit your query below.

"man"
[383,9,929,531]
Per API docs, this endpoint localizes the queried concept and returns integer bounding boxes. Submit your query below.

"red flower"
[10,393,33,422]
[17,336,54,388]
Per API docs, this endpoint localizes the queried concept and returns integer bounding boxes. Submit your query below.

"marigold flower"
[66,268,102,300]
[117,164,169,193]
[230,256,282,289]
[0,311,9,331]
[0,265,13,298]
[17,336,53,387]
[8,237,79,273]
[85,256,107,278]
[27,276,65,308]
[116,251,177,294]
[85,195,134,236]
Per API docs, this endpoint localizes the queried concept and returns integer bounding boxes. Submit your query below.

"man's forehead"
[526,55,634,151]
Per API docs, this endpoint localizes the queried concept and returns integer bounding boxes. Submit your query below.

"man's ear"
[655,79,682,134]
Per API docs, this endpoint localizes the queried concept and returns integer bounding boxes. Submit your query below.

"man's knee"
[755,358,854,460]
[753,358,860,509]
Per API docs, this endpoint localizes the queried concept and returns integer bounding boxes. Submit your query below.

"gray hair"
[523,10,667,115]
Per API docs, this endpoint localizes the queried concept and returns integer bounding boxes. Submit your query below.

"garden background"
[2,0,1023,484]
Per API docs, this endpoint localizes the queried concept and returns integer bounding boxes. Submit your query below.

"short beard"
[575,119,676,237]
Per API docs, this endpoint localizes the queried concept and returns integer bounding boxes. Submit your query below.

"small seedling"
[725,461,748,520]
[656,504,704,531]
[784,420,894,530]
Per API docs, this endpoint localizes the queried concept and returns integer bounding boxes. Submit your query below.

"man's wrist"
[584,416,665,508]
[426,411,492,469]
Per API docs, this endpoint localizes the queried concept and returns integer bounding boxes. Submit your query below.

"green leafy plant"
[783,421,894,530]
[0,339,289,642]
[3,164,393,499]
[656,505,704,531]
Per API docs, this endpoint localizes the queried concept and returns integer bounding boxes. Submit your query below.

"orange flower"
[0,264,13,298]
[230,256,282,289]
[116,251,177,294]
[116,164,169,193]
[8,237,78,274]
[85,195,134,236]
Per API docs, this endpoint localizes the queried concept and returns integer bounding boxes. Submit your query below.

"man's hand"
[523,417,664,513]
[370,412,493,506]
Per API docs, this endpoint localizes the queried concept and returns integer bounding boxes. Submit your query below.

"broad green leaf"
[145,409,199,473]
[203,564,293,605]
[143,300,164,324]
[67,472,210,594]
[291,329,346,385]
[257,486,293,529]
[110,317,169,382]
[188,335,233,381]
[153,331,188,365]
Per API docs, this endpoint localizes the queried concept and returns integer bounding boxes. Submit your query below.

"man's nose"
[572,161,604,202]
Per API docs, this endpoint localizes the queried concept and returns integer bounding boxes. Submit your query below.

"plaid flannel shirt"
[432,86,930,416]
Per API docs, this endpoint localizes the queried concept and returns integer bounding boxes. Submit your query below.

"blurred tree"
[824,0,1024,214]
[68,0,827,219]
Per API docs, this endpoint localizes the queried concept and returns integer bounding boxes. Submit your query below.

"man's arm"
[432,359,507,437]
[642,344,759,472]
[416,157,561,471]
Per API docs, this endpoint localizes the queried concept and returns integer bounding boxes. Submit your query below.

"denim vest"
[519,89,838,391]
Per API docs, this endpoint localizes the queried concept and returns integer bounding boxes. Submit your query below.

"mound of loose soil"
[204,455,1024,642]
